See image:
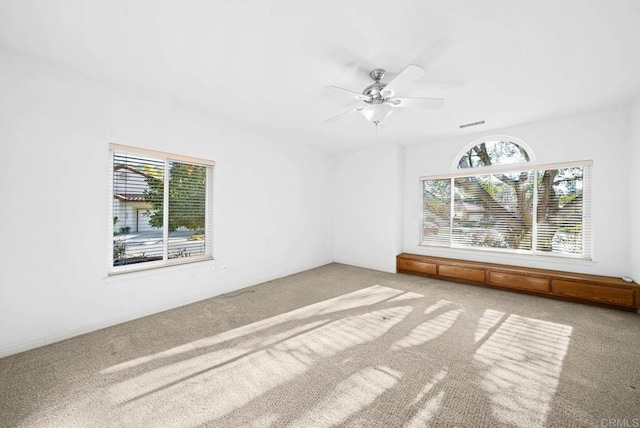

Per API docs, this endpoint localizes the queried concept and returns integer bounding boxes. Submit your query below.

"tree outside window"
[421,139,590,259]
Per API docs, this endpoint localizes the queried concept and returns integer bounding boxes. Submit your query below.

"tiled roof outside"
[114,193,147,202]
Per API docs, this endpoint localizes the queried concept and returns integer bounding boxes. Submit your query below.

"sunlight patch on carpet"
[473,314,572,428]
[474,309,506,343]
[424,299,455,314]
[102,285,404,375]
[405,390,445,428]
[410,369,447,406]
[288,366,401,428]
[391,309,464,351]
[247,413,279,428]
[108,305,413,426]
[107,320,328,403]
[389,291,425,302]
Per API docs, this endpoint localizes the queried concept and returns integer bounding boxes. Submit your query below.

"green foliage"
[141,163,164,180]
[144,162,207,232]
[113,239,126,260]
[423,179,451,221]
[487,140,529,163]
[558,193,577,206]
[477,176,499,198]
[552,168,583,206]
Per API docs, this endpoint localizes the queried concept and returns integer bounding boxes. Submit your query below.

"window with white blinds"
[420,162,592,260]
[109,144,214,273]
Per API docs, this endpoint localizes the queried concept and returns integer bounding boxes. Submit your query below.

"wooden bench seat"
[397,253,639,312]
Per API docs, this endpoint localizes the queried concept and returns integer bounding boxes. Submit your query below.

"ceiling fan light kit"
[326,64,444,126]
[362,103,394,125]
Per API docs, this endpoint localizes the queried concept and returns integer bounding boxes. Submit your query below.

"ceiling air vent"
[459,120,485,129]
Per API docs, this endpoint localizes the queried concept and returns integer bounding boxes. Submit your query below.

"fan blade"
[324,86,369,101]
[325,106,365,122]
[389,97,444,109]
[381,65,427,97]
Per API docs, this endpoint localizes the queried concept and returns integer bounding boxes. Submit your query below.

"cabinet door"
[439,265,485,283]
[552,280,635,307]
[397,258,437,275]
[489,271,549,293]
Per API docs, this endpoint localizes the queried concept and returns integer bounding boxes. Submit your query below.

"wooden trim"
[397,253,639,311]
[420,159,593,180]
[110,143,215,166]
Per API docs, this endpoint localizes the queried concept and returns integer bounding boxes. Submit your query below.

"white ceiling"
[1,0,639,153]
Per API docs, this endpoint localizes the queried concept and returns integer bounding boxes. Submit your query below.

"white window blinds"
[420,162,592,259]
[110,144,214,273]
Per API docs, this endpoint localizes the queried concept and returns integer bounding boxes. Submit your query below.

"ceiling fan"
[325,64,444,126]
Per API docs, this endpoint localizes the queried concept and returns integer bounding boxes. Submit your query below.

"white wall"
[404,107,632,277]
[630,97,640,283]
[0,49,333,356]
[333,143,403,273]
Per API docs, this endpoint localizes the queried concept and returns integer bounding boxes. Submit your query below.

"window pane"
[113,152,165,267]
[536,167,584,256]
[453,172,534,250]
[167,161,208,260]
[421,179,451,246]
[110,145,214,274]
[458,140,529,169]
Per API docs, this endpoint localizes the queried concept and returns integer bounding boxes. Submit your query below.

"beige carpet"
[1,263,639,427]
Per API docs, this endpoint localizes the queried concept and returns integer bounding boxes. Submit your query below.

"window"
[457,139,530,168]
[109,144,214,273]
[421,138,592,259]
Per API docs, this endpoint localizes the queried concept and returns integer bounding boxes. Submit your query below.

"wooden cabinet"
[488,271,550,293]
[439,265,485,283]
[396,253,639,311]
[397,258,437,276]
[551,280,635,307]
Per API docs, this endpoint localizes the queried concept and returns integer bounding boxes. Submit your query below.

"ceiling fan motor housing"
[363,68,388,104]
[362,83,387,103]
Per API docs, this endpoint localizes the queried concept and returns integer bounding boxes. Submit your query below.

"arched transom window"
[457,139,530,169]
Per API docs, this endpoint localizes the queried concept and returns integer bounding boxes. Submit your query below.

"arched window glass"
[457,139,530,169]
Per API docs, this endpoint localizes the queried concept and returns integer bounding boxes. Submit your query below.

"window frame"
[419,159,593,260]
[108,143,214,275]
